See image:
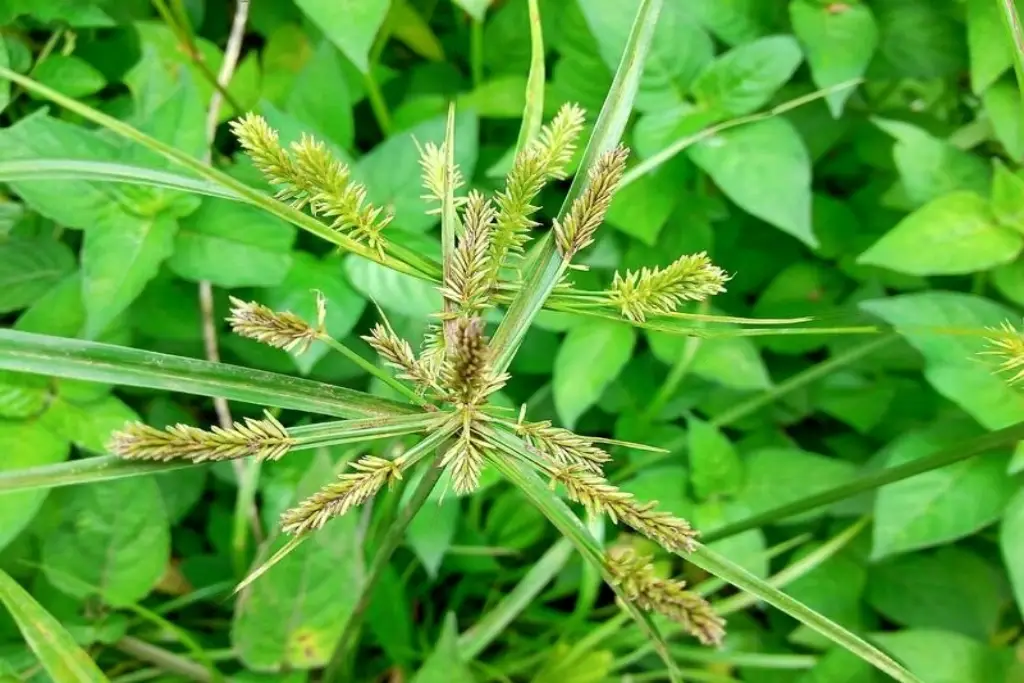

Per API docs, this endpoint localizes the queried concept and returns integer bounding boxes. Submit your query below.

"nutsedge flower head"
[606,547,726,647]
[609,253,730,322]
[227,294,325,354]
[555,145,629,259]
[110,412,294,463]
[281,454,405,534]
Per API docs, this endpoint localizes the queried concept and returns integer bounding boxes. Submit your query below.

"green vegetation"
[0,1,1023,682]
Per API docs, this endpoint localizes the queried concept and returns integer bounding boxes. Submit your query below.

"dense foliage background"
[2,0,1024,681]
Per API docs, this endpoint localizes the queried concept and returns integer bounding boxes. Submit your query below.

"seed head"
[609,253,730,322]
[981,320,1024,384]
[607,547,726,646]
[555,145,629,259]
[280,454,405,534]
[110,412,294,463]
[515,420,610,473]
[441,191,496,317]
[227,294,325,353]
[443,317,507,405]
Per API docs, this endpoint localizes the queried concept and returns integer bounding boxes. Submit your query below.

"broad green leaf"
[868,547,1004,639]
[647,328,772,392]
[554,320,636,428]
[0,237,74,314]
[605,165,679,245]
[871,630,1001,683]
[358,111,479,233]
[690,35,802,118]
[232,452,363,671]
[789,0,877,117]
[967,0,1015,93]
[39,394,138,454]
[687,417,743,500]
[694,500,768,579]
[875,119,991,208]
[860,292,1024,429]
[993,257,1024,307]
[294,0,390,73]
[261,253,366,375]
[0,569,108,683]
[991,161,1024,232]
[580,0,713,112]
[345,255,439,319]
[410,614,474,683]
[857,191,1022,275]
[1001,488,1024,619]
[42,478,170,606]
[797,649,875,683]
[15,274,84,338]
[872,422,1016,559]
[688,0,772,46]
[739,448,856,525]
[0,371,48,419]
[786,543,867,649]
[689,118,815,246]
[874,0,966,79]
[169,199,295,288]
[287,41,354,149]
[30,55,105,100]
[984,80,1024,161]
[0,421,67,552]
[82,214,177,338]
[406,493,458,578]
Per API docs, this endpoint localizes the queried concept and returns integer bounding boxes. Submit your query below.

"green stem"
[231,458,262,580]
[321,456,446,683]
[363,71,393,136]
[318,334,431,408]
[702,421,1024,543]
[470,18,484,87]
[710,335,896,428]
[115,637,212,683]
[644,302,708,421]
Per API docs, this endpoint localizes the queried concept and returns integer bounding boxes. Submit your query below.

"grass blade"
[702,420,1024,543]
[0,329,416,419]
[0,65,438,280]
[513,0,545,154]
[687,546,920,683]
[458,538,573,659]
[0,569,109,682]
[488,0,664,373]
[482,429,683,683]
[0,159,240,199]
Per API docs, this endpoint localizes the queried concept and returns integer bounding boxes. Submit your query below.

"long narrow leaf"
[702,420,1024,542]
[0,569,109,682]
[687,546,920,683]
[0,160,241,199]
[488,0,664,373]
[513,0,545,155]
[0,329,417,419]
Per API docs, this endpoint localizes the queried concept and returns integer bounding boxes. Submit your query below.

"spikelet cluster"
[606,548,725,646]
[440,191,496,317]
[443,317,507,406]
[441,423,486,495]
[232,114,392,256]
[281,454,405,534]
[552,466,698,554]
[418,140,466,214]
[982,320,1024,384]
[554,145,629,259]
[490,104,587,273]
[516,420,610,473]
[110,412,294,463]
[609,253,730,322]
[364,320,439,394]
[227,294,325,353]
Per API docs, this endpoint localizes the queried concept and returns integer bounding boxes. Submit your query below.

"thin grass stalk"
[701,421,1024,543]
[321,455,447,683]
[514,0,545,155]
[487,0,664,374]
